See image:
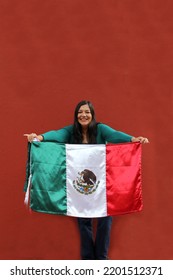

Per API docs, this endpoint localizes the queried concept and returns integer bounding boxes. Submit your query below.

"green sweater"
[42,123,133,144]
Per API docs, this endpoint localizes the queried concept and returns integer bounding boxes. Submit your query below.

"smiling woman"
[24,100,149,260]
[78,105,92,143]
[73,101,98,144]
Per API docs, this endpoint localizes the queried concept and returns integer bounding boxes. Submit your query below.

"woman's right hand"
[23,133,43,142]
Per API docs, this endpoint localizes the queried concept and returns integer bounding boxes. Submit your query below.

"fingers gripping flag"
[24,142,143,217]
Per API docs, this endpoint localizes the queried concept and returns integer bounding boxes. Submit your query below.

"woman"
[24,100,149,260]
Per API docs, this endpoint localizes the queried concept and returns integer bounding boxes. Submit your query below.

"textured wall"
[0,0,172,259]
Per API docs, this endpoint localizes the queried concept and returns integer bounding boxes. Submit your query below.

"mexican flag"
[24,142,143,217]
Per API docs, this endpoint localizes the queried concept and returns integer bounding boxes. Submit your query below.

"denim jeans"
[77,216,113,260]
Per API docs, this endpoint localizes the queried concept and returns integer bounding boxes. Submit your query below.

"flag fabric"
[24,142,143,217]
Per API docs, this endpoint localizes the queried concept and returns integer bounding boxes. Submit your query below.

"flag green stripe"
[30,142,67,214]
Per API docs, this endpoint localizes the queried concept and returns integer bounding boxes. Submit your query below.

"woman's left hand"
[131,136,149,144]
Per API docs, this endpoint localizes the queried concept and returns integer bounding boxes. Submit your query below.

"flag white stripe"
[66,144,107,217]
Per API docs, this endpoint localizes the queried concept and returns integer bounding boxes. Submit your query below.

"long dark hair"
[73,100,97,144]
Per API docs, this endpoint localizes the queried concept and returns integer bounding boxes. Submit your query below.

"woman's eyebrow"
[78,110,91,112]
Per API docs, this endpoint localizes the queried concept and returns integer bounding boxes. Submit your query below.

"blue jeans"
[77,216,112,260]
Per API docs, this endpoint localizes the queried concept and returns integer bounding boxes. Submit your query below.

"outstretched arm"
[24,126,73,143]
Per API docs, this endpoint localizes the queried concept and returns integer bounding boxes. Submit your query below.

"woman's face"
[77,104,92,128]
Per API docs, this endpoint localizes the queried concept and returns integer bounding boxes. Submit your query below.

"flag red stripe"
[106,142,143,215]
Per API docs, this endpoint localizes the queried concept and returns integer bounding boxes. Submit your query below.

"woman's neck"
[82,127,88,143]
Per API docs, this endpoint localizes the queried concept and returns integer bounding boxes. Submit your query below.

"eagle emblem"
[73,169,100,195]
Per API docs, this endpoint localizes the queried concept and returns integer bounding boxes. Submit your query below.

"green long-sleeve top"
[42,123,133,144]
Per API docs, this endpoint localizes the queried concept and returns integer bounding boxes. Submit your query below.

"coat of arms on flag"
[73,169,100,195]
[24,142,143,217]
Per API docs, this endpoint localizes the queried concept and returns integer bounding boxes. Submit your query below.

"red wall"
[0,0,172,260]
